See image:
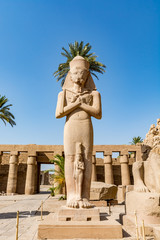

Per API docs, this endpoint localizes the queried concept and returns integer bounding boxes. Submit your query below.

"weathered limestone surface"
[104,153,114,184]
[38,218,122,239]
[154,226,160,240]
[58,206,100,221]
[124,118,160,235]
[37,57,123,240]
[25,154,37,195]
[90,181,117,200]
[120,154,131,186]
[133,118,160,194]
[55,56,102,208]
[126,191,160,224]
[91,154,97,181]
[6,152,18,194]
[0,144,140,194]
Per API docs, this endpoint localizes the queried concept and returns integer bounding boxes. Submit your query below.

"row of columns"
[3,150,131,195]
[6,151,37,195]
[5,151,62,195]
[91,151,131,186]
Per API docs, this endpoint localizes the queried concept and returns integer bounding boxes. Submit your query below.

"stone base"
[123,215,155,237]
[126,191,160,224]
[153,226,160,240]
[58,206,100,221]
[38,213,122,239]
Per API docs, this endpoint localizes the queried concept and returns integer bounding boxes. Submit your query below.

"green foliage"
[47,154,65,195]
[0,95,16,127]
[130,136,143,145]
[58,195,67,201]
[53,41,106,86]
[49,186,55,196]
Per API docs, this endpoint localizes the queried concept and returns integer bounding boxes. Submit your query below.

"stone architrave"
[7,151,19,194]
[25,152,37,195]
[56,56,102,208]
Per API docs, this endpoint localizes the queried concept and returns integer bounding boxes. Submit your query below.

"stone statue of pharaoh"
[56,56,102,208]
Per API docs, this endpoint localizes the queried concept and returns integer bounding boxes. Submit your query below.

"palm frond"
[53,41,106,86]
[0,95,16,127]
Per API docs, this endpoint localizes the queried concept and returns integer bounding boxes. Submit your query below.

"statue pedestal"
[125,191,160,224]
[58,206,100,221]
[38,206,122,239]
[123,191,160,237]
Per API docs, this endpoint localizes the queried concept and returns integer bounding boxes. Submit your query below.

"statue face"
[70,67,89,86]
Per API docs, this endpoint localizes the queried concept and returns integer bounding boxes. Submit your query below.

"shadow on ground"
[0,210,50,219]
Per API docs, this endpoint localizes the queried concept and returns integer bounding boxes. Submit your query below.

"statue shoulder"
[58,90,66,98]
[91,90,101,97]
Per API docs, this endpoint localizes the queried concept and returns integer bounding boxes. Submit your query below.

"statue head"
[70,57,89,87]
[63,56,96,91]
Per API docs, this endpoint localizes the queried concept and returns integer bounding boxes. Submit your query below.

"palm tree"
[0,95,16,127]
[48,154,66,195]
[130,136,143,145]
[53,41,106,86]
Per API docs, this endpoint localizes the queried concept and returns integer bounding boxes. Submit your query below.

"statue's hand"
[74,96,81,105]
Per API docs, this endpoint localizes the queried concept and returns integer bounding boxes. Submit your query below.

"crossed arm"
[55,90,102,119]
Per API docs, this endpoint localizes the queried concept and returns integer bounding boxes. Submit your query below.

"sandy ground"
[0,185,154,240]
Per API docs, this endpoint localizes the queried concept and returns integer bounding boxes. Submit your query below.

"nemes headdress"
[62,56,96,91]
[69,56,90,70]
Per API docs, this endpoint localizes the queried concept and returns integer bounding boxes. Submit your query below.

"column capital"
[120,154,129,164]
[10,151,19,156]
[28,151,37,157]
[9,155,18,164]
[104,155,112,164]
[104,151,112,156]
[27,156,36,165]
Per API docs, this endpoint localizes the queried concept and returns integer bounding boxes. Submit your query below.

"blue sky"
[0,0,160,146]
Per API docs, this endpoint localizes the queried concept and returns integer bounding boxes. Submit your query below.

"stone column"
[25,152,37,195]
[104,152,114,184]
[120,153,131,186]
[7,151,19,194]
[91,154,97,181]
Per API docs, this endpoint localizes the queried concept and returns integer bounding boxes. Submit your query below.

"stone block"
[153,226,160,240]
[123,215,155,237]
[58,206,100,221]
[90,181,117,200]
[126,191,160,224]
[117,185,126,203]
[90,200,107,207]
[38,213,122,239]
